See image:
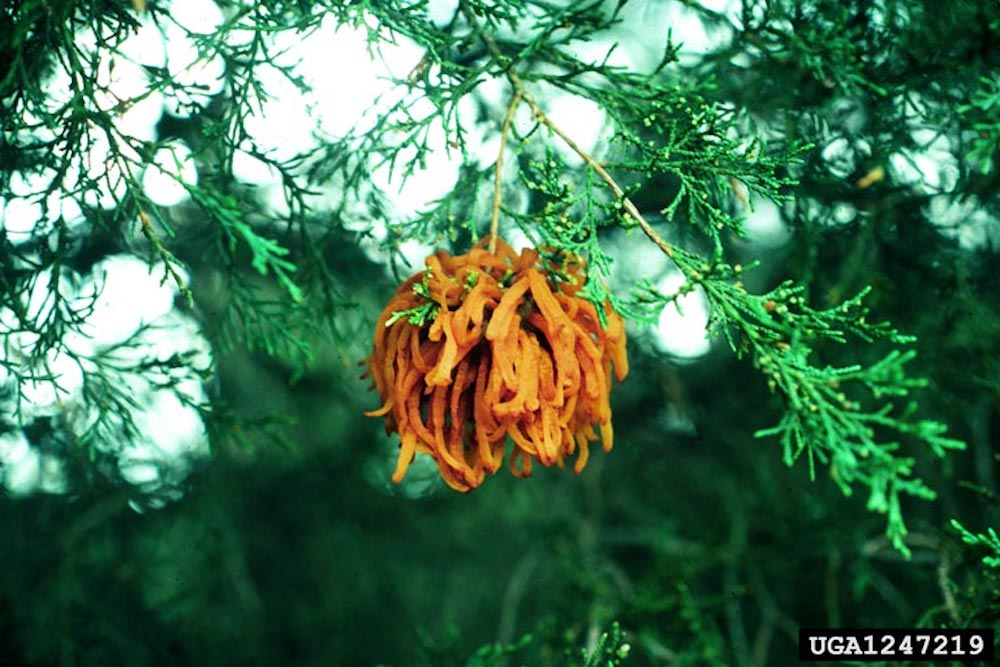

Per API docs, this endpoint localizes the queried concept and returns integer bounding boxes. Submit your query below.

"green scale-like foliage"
[1,0,998,664]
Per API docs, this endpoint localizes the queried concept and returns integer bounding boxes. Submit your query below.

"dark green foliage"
[0,0,998,665]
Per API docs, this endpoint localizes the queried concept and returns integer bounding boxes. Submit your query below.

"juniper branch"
[459,0,963,555]
[466,11,677,260]
[489,90,521,254]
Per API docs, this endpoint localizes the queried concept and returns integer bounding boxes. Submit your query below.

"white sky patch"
[153,0,226,118]
[829,98,867,135]
[74,255,186,349]
[701,0,743,14]
[240,14,423,155]
[822,136,871,179]
[504,227,535,254]
[163,54,226,119]
[118,89,167,143]
[652,271,712,360]
[340,215,389,265]
[68,23,166,141]
[17,348,86,420]
[421,0,460,28]
[143,140,198,206]
[889,135,959,194]
[234,11,439,228]
[0,278,82,424]
[0,17,171,237]
[831,202,858,225]
[597,1,673,73]
[3,168,86,240]
[925,195,1000,251]
[93,56,150,114]
[225,6,658,261]
[119,401,206,480]
[161,20,227,118]
[611,0,736,70]
[118,11,168,68]
[0,253,212,506]
[67,309,212,510]
[506,84,608,168]
[368,97,464,218]
[490,2,569,45]
[313,23,425,138]
[395,238,441,270]
[563,30,641,73]
[0,431,67,496]
[165,0,224,34]
[77,131,139,210]
[75,308,211,425]
[0,267,77,355]
[544,91,608,167]
[232,12,508,270]
[605,228,671,297]
[231,147,282,186]
[342,213,437,270]
[239,64,318,164]
[0,270,87,423]
[0,202,39,244]
[369,141,459,214]
[742,197,792,246]
[888,95,961,195]
[604,231,712,361]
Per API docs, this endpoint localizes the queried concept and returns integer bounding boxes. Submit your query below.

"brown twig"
[489,91,521,254]
[459,0,675,262]
[137,206,194,306]
[519,94,674,258]
[936,546,961,624]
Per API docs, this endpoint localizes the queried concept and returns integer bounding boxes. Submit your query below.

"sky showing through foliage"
[0,0,997,664]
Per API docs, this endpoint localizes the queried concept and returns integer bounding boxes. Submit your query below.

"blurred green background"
[1,0,999,665]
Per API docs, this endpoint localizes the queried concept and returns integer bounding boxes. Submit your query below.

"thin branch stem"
[137,207,194,305]
[518,87,674,257]
[490,91,522,254]
[461,0,675,260]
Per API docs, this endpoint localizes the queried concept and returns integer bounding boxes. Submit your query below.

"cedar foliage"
[0,0,998,664]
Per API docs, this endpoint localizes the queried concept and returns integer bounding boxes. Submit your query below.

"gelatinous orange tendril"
[363,238,628,491]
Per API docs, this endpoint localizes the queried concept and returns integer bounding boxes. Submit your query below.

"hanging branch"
[490,90,522,254]
[457,0,963,556]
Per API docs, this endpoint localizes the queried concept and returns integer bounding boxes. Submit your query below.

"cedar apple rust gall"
[363,238,628,491]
